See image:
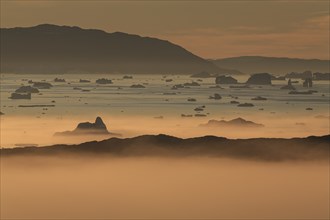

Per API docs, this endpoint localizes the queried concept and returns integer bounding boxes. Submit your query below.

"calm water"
[1,73,329,147]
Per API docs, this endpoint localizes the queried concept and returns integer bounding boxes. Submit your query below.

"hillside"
[210,56,330,75]
[2,134,329,161]
[1,24,224,74]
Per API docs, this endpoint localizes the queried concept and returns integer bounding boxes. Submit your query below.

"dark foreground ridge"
[1,134,329,161]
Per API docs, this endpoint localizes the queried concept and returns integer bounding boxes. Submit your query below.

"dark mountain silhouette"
[210,56,330,75]
[1,24,224,74]
[2,134,329,161]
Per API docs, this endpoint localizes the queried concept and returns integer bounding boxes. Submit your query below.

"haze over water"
[1,157,329,219]
[1,74,329,147]
[1,73,329,219]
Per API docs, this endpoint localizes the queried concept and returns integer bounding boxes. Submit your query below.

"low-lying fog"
[1,157,329,219]
[1,114,329,147]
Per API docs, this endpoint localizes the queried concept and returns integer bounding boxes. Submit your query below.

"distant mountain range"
[1,24,238,75]
[2,134,329,161]
[210,56,330,75]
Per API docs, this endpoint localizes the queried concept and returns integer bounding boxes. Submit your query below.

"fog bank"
[1,157,329,219]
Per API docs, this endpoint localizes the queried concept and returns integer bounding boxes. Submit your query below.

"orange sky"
[1,1,329,60]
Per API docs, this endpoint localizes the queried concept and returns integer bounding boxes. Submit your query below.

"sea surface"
[0,73,329,147]
[1,73,329,220]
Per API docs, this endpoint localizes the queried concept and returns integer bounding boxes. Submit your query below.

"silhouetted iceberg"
[303,78,313,88]
[251,96,267,101]
[172,84,184,89]
[18,104,55,108]
[79,79,90,83]
[209,93,222,100]
[280,79,296,90]
[215,75,237,84]
[15,86,39,93]
[194,106,205,111]
[183,82,200,86]
[200,117,264,128]
[96,78,112,84]
[246,73,272,85]
[9,93,31,99]
[181,114,193,117]
[237,103,254,107]
[123,75,133,79]
[32,82,53,89]
[130,84,145,88]
[55,117,120,136]
[54,78,65,82]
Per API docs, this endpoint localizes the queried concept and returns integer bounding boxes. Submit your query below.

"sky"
[1,0,329,60]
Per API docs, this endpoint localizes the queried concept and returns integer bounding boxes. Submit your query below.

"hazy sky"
[1,1,329,59]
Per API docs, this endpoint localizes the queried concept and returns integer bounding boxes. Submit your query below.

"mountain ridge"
[210,56,330,75]
[1,24,230,75]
